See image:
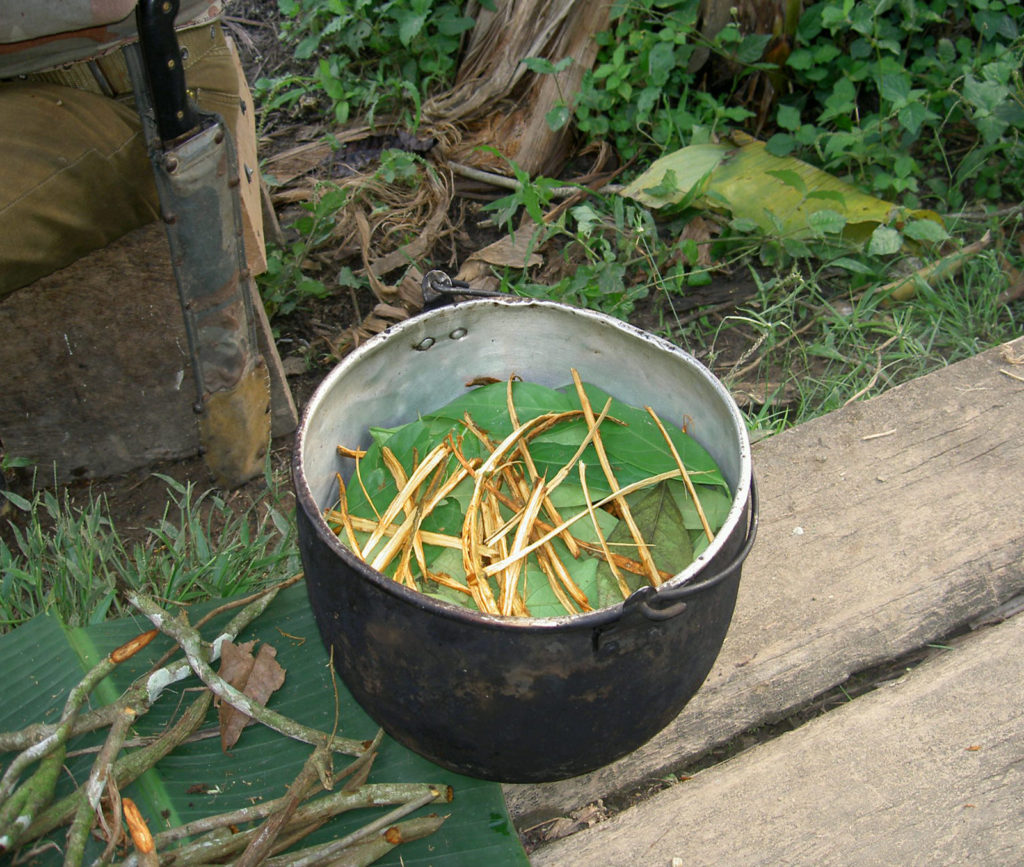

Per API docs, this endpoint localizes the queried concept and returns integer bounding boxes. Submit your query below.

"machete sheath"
[125,0,271,487]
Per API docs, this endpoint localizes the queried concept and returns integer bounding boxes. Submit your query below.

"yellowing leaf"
[621,133,944,248]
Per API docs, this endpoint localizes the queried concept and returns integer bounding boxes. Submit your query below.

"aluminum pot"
[294,299,756,782]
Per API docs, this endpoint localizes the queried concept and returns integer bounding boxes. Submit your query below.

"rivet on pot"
[449,328,468,340]
[413,337,435,351]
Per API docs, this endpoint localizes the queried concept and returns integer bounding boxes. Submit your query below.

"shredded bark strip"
[326,370,729,616]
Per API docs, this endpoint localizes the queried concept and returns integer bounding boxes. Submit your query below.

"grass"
[0,470,299,633]
[694,242,1023,430]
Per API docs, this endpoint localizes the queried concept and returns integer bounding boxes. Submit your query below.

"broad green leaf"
[641,168,681,200]
[332,378,731,617]
[765,168,807,196]
[571,383,728,489]
[667,482,733,532]
[776,104,801,131]
[0,588,527,865]
[522,543,601,618]
[392,7,428,46]
[878,71,911,107]
[902,218,949,243]
[593,483,694,608]
[806,208,847,235]
[521,56,556,75]
[735,33,773,64]
[963,73,1009,115]
[423,380,574,434]
[546,103,570,131]
[766,133,796,156]
[647,41,675,85]
[898,101,937,136]
[869,225,903,255]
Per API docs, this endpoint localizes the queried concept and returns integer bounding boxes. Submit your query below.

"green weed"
[255,0,475,127]
[0,474,298,633]
[258,185,354,319]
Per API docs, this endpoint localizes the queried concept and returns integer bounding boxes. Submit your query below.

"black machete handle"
[135,0,198,143]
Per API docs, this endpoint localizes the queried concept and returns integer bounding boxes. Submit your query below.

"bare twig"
[647,407,715,544]
[0,650,118,807]
[571,369,661,586]
[0,706,121,754]
[579,462,629,599]
[127,592,367,757]
[1,580,296,760]
[63,701,136,865]
[148,573,304,673]
[483,466,687,577]
[25,690,212,842]
[0,629,159,855]
[234,745,330,867]
[263,791,444,867]
[124,784,449,867]
[449,160,621,198]
[878,230,993,302]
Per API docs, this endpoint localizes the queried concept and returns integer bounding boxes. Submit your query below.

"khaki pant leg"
[181,25,266,274]
[0,82,158,297]
[0,22,264,299]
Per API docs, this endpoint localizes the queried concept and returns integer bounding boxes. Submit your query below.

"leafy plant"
[573,0,767,159]
[258,185,352,319]
[0,474,298,632]
[257,0,477,126]
[775,0,1024,206]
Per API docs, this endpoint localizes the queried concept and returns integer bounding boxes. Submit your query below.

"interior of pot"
[297,298,752,602]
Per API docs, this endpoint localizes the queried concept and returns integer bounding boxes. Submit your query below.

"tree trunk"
[425,0,612,177]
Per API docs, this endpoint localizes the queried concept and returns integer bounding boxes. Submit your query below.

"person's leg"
[0,81,158,297]
[0,22,264,299]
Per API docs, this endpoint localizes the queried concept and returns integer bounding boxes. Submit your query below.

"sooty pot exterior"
[298,501,748,782]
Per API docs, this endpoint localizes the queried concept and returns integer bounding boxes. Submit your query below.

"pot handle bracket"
[630,476,759,622]
[421,269,505,308]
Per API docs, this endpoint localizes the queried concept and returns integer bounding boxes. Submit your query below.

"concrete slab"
[531,612,1024,866]
[509,336,1024,827]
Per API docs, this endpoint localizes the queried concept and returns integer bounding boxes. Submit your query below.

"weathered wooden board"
[508,336,1024,828]
[0,222,295,483]
[532,611,1024,865]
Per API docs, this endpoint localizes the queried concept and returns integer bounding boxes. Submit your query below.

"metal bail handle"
[634,476,759,622]
[420,269,505,309]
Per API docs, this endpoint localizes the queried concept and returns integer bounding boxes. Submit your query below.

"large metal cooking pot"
[294,298,756,782]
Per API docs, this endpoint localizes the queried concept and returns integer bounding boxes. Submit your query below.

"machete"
[126,0,271,487]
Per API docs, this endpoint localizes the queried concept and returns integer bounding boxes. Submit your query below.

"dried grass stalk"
[571,369,662,586]
[646,406,715,544]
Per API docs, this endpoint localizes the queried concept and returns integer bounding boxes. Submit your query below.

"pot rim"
[293,298,752,631]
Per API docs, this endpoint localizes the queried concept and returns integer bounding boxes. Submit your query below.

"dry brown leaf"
[675,216,721,268]
[217,640,287,751]
[465,234,544,270]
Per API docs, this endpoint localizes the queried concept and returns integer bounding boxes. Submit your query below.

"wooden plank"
[507,337,1024,827]
[531,611,1024,865]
